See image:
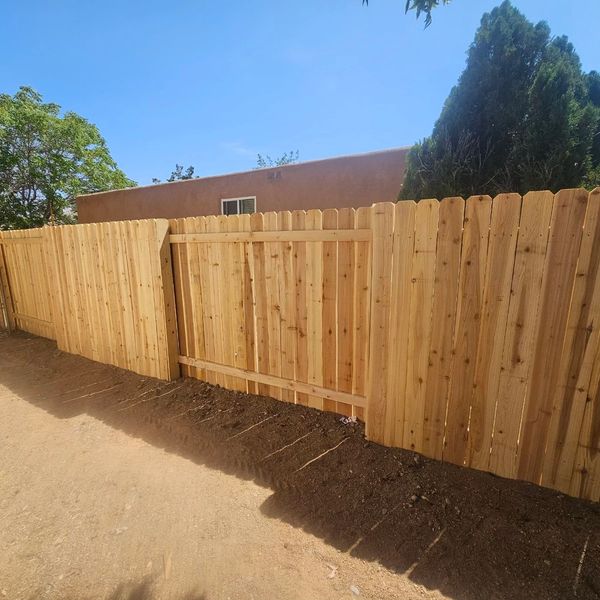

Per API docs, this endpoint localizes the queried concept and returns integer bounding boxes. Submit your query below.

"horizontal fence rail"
[1,188,599,502]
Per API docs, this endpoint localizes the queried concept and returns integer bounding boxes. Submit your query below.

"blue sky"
[2,0,599,185]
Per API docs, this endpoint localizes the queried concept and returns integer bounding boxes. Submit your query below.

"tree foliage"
[363,0,451,27]
[0,87,134,229]
[152,164,197,184]
[255,150,299,169]
[400,1,600,199]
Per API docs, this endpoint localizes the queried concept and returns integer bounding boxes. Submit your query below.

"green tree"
[400,1,600,199]
[0,86,134,230]
[256,150,299,169]
[152,164,197,184]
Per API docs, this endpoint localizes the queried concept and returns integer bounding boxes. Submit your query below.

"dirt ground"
[1,332,599,600]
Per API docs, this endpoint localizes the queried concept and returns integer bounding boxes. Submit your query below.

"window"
[221,197,256,215]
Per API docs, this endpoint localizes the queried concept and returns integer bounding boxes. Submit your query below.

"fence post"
[0,241,15,332]
[155,220,181,380]
[365,202,395,445]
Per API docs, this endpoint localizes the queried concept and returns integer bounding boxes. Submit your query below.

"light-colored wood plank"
[278,211,296,403]
[488,191,555,478]
[366,202,395,444]
[542,188,600,491]
[517,188,588,483]
[352,207,372,422]
[240,214,257,394]
[443,195,492,466]
[263,212,283,400]
[422,197,464,460]
[306,209,324,410]
[154,219,181,380]
[249,212,270,396]
[336,207,356,417]
[179,355,367,408]
[467,194,521,471]
[322,208,338,412]
[292,210,309,406]
[386,201,417,446]
[403,199,439,453]
[225,215,249,392]
[170,230,371,244]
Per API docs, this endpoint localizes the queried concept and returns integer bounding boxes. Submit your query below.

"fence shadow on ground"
[2,332,600,600]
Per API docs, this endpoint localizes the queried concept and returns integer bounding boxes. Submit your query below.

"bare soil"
[1,331,599,600]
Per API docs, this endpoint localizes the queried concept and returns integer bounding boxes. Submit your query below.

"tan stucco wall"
[76,147,409,223]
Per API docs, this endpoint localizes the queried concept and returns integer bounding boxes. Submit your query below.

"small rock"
[382,508,387,515]
[350,585,361,596]
[410,494,418,502]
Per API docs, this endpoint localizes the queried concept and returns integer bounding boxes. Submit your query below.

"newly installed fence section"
[47,220,180,380]
[1,188,600,502]
[169,209,372,418]
[0,228,55,339]
[367,188,600,502]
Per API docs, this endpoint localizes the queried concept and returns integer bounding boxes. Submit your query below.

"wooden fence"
[0,187,599,502]
[0,220,179,380]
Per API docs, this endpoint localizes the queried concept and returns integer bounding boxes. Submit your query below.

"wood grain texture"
[467,194,521,471]
[517,189,588,483]
[443,195,492,466]
[422,197,464,460]
[403,200,439,453]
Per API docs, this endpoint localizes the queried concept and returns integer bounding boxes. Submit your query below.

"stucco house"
[76,147,410,223]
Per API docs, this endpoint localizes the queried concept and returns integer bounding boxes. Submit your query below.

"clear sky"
[2,0,599,185]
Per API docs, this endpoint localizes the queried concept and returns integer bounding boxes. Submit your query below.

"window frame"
[220,196,257,216]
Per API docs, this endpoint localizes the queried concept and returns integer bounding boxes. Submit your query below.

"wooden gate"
[169,209,372,417]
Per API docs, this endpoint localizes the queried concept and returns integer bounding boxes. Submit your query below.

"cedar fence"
[1,187,599,502]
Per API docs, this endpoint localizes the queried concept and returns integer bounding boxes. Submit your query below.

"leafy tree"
[0,86,134,230]
[152,164,197,184]
[400,1,600,199]
[363,0,451,27]
[255,150,299,169]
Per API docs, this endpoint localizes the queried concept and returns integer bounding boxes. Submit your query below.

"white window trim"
[220,196,257,215]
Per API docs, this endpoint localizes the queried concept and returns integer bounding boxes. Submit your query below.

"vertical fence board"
[443,195,492,465]
[322,208,338,412]
[488,191,554,478]
[278,211,296,403]
[240,214,257,394]
[422,197,464,460]
[467,194,521,471]
[249,212,270,396]
[385,201,416,445]
[306,209,324,410]
[541,188,600,492]
[366,202,395,444]
[517,189,588,484]
[292,210,309,406]
[403,200,439,453]
[352,207,371,422]
[336,207,355,417]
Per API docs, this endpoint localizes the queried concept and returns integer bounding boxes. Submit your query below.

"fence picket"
[443,195,492,466]
[517,189,588,483]
[422,197,464,460]
[467,193,521,471]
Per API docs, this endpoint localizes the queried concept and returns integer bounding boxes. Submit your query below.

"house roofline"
[77,146,413,200]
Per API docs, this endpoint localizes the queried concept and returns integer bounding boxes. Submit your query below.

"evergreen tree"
[400,1,600,199]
